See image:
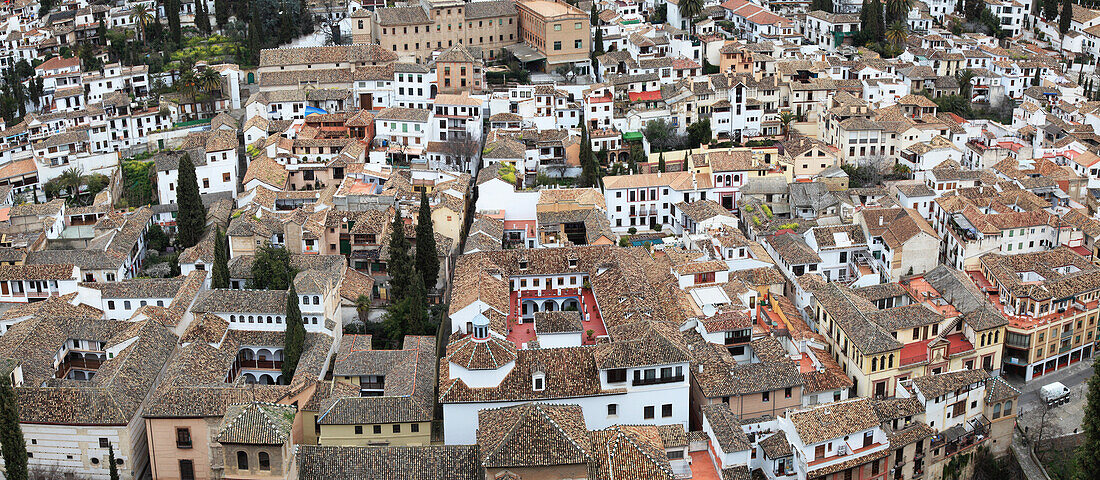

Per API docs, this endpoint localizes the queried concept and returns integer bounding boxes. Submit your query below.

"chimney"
[878,216,883,226]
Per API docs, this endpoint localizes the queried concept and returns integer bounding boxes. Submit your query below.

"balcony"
[632,375,684,386]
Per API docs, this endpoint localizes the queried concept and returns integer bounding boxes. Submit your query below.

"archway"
[562,298,580,311]
[243,373,257,384]
[257,348,273,361]
[542,300,557,312]
[259,374,275,385]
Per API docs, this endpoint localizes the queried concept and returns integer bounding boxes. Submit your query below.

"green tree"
[678,0,704,34]
[886,21,908,48]
[108,443,119,480]
[629,143,644,173]
[658,152,666,173]
[885,0,913,25]
[1044,0,1059,19]
[1061,0,1073,35]
[281,283,305,381]
[957,69,975,100]
[591,4,599,25]
[414,192,439,292]
[250,243,294,290]
[212,228,229,289]
[686,118,711,147]
[779,111,796,139]
[594,27,604,54]
[168,0,182,47]
[129,4,153,46]
[215,0,230,27]
[387,207,415,301]
[0,374,27,480]
[1074,355,1100,479]
[175,154,206,248]
[195,0,211,34]
[146,224,169,252]
[579,123,598,187]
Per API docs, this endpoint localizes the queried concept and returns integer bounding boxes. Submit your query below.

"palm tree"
[956,69,976,100]
[678,0,704,35]
[129,4,153,46]
[198,68,221,94]
[177,69,198,102]
[886,21,908,48]
[779,111,796,139]
[356,294,371,323]
[58,167,86,205]
[885,0,914,24]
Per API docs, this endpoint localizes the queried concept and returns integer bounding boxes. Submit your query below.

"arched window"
[230,315,236,322]
[237,451,249,471]
[258,452,270,470]
[993,402,1002,419]
[888,354,894,368]
[871,357,877,371]
[994,330,1000,343]
[267,316,273,323]
[981,333,986,346]
[1004,400,1013,416]
[313,296,320,304]
[302,296,310,305]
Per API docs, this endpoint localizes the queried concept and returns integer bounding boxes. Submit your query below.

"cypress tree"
[108,444,119,480]
[870,0,886,39]
[1045,0,1059,20]
[579,123,597,187]
[414,192,439,292]
[175,154,206,248]
[594,27,604,54]
[195,0,210,34]
[168,0,182,47]
[1061,0,1073,35]
[386,206,414,302]
[214,0,229,28]
[0,374,27,480]
[1075,356,1100,479]
[658,152,666,172]
[591,4,598,25]
[248,0,261,65]
[281,283,304,381]
[212,228,229,288]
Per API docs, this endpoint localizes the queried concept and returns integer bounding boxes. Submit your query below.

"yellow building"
[367,0,519,63]
[974,248,1100,382]
[804,266,1006,399]
[516,0,590,72]
[319,335,437,446]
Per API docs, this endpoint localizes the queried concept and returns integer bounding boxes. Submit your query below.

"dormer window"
[568,258,577,268]
[532,373,545,391]
[519,259,528,270]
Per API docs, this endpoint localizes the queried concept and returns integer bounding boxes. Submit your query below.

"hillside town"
[2,0,1100,478]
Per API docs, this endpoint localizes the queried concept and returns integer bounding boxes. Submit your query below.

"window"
[393,424,401,433]
[554,41,562,50]
[555,23,562,30]
[662,404,672,417]
[258,452,270,470]
[575,39,582,49]
[99,438,110,448]
[644,406,655,419]
[236,451,249,471]
[606,368,627,383]
[374,425,382,434]
[355,425,363,434]
[785,387,792,398]
[411,423,420,433]
[762,391,770,402]
[608,404,618,416]
[176,428,192,448]
[223,172,230,182]
[179,460,195,480]
[1004,400,1013,416]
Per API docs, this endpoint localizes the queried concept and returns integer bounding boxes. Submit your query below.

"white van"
[1040,382,1071,406]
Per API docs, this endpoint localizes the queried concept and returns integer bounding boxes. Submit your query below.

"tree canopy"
[175,154,206,249]
[250,242,295,290]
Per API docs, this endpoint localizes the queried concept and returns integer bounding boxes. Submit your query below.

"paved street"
[1010,359,1094,438]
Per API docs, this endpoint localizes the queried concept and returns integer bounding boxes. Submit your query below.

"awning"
[623,132,643,141]
[504,43,546,63]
